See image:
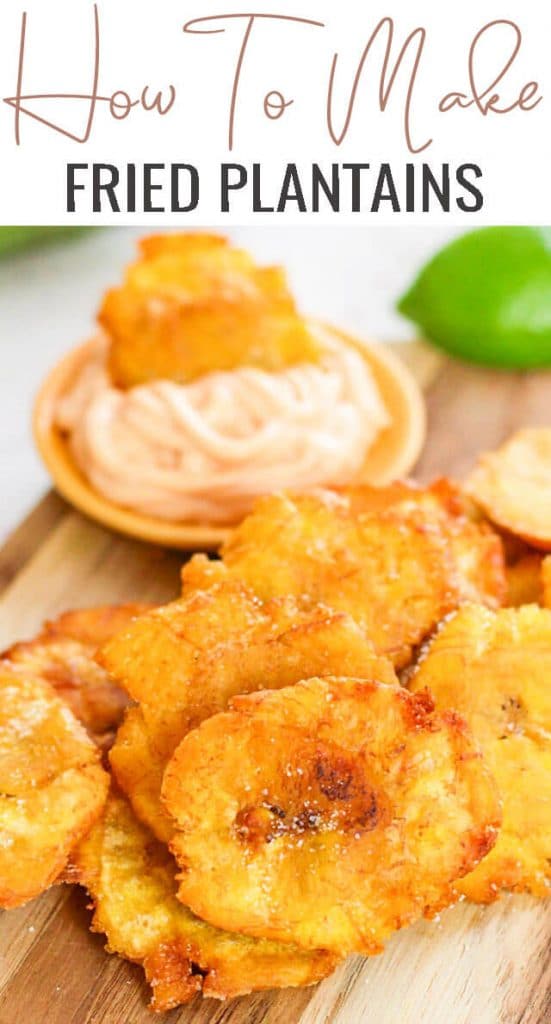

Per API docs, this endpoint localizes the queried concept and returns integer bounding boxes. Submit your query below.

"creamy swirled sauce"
[56,329,389,523]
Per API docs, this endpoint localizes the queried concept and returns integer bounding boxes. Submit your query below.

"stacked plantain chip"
[1,429,551,1012]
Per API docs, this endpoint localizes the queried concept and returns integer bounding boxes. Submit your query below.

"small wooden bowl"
[33,323,426,550]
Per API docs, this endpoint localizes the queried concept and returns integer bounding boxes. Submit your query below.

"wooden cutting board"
[0,347,550,1024]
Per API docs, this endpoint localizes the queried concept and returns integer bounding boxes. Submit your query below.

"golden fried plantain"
[183,485,504,668]
[163,677,500,955]
[466,428,551,550]
[100,233,321,387]
[5,641,128,752]
[340,478,506,609]
[3,605,151,749]
[103,579,266,744]
[0,666,108,908]
[39,603,153,647]
[70,791,337,1012]
[110,706,174,843]
[409,603,551,901]
[138,233,229,262]
[104,582,397,839]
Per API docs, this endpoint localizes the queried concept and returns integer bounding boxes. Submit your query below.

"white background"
[0,225,458,541]
[0,0,549,223]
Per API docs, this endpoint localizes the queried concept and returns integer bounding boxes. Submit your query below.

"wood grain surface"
[0,349,550,1024]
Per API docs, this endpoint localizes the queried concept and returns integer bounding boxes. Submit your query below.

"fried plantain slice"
[104,582,397,840]
[5,640,128,752]
[138,233,229,262]
[163,677,500,955]
[182,485,504,668]
[103,579,267,747]
[110,706,174,843]
[70,791,337,1012]
[338,478,506,609]
[39,603,153,647]
[0,665,108,908]
[3,604,151,750]
[100,233,321,387]
[466,428,551,550]
[409,603,551,901]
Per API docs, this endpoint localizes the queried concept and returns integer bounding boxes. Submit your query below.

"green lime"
[0,226,91,258]
[397,227,551,369]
